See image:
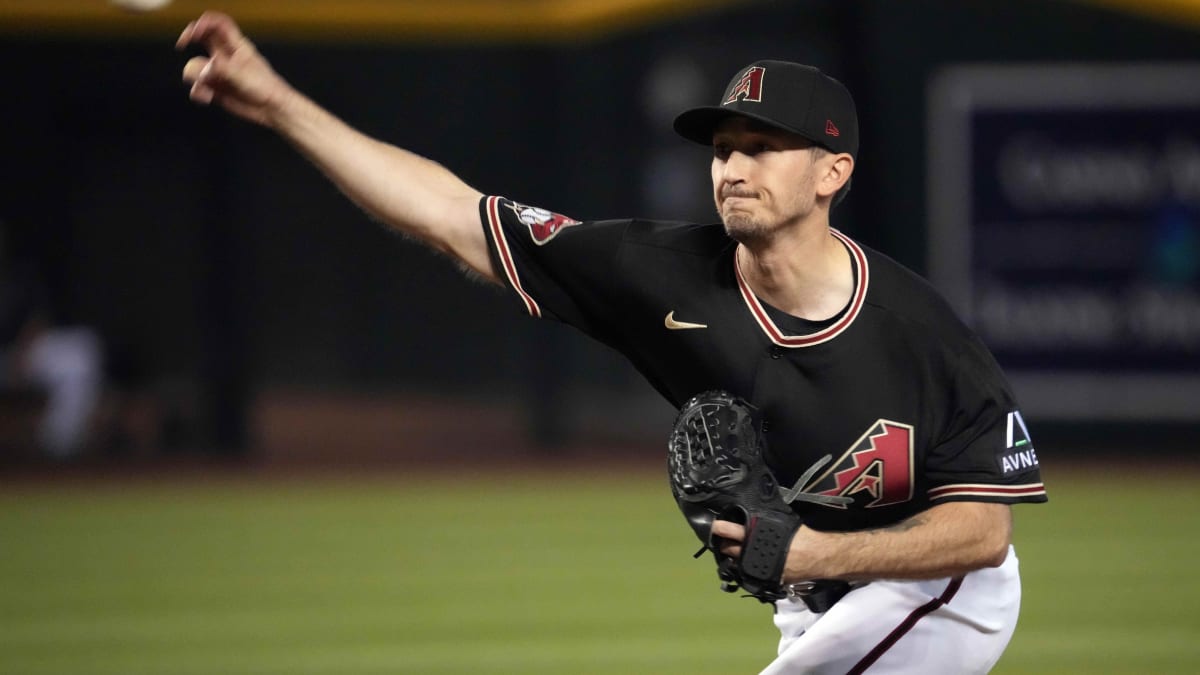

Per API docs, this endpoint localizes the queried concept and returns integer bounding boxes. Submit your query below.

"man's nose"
[722,150,751,182]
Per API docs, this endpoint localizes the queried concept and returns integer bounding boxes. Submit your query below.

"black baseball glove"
[667,390,851,609]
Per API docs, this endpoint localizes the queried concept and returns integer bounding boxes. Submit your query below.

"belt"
[784,579,853,613]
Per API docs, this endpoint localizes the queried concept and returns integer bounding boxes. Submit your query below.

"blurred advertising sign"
[928,64,1200,421]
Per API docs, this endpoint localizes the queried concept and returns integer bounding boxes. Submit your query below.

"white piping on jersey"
[927,482,1047,500]
[735,229,870,348]
[486,196,542,318]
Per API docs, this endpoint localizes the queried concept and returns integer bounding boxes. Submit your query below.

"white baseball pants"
[760,546,1022,674]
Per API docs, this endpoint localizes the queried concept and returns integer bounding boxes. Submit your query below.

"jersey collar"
[734,229,869,348]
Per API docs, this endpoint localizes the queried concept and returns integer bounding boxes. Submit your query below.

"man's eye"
[713,144,731,159]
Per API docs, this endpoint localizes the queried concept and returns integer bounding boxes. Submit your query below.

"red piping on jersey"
[735,229,869,348]
[486,196,542,318]
[928,482,1047,500]
[847,576,964,675]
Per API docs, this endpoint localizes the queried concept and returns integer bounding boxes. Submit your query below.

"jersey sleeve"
[923,337,1047,505]
[479,195,629,334]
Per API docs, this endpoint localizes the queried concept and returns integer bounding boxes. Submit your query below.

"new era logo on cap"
[826,120,840,137]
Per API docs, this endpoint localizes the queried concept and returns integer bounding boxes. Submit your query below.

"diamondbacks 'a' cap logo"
[724,66,766,104]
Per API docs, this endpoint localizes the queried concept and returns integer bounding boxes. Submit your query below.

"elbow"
[981,539,1009,568]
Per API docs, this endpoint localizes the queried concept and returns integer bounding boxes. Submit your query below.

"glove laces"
[779,454,853,507]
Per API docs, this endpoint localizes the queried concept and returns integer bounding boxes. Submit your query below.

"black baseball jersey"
[480,196,1046,532]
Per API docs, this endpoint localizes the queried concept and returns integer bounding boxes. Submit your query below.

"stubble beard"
[721,211,771,245]
[718,172,817,245]
[717,193,776,244]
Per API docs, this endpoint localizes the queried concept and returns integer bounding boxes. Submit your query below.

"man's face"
[710,117,823,243]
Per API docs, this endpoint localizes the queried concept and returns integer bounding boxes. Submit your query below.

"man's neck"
[736,223,853,321]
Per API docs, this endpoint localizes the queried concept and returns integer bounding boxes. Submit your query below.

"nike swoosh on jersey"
[664,311,708,330]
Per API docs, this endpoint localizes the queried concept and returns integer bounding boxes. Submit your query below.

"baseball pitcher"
[179,12,1046,673]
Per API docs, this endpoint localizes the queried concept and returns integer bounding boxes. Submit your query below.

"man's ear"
[816,154,854,200]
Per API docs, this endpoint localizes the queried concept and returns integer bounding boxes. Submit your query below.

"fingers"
[189,81,214,105]
[710,520,746,542]
[181,55,209,84]
[176,11,244,53]
[711,519,745,558]
[175,21,193,49]
[181,55,214,103]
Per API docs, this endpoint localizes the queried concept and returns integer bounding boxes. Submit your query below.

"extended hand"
[177,11,293,126]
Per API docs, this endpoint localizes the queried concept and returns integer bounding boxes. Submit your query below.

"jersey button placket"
[769,345,784,359]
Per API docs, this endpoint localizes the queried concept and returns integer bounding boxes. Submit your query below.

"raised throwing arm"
[177,12,495,281]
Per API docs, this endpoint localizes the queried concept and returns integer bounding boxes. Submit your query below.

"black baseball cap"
[673,60,859,159]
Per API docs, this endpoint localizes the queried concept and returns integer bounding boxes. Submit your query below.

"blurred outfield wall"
[1,0,1198,456]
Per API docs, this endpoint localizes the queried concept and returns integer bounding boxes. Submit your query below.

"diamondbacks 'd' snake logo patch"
[802,420,915,509]
[505,201,580,245]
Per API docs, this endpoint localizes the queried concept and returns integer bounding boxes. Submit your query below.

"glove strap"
[738,512,797,595]
[785,580,853,613]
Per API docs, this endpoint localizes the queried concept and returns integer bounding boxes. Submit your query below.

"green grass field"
[1,463,1197,674]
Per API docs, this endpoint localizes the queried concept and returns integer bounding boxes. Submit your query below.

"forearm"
[267,91,490,274]
[266,87,494,280]
[785,502,1012,583]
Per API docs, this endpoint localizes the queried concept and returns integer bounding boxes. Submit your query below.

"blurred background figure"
[0,219,104,459]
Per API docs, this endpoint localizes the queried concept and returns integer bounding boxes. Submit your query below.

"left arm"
[711,501,1011,583]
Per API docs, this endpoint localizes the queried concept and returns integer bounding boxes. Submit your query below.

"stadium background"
[1,1,1198,673]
